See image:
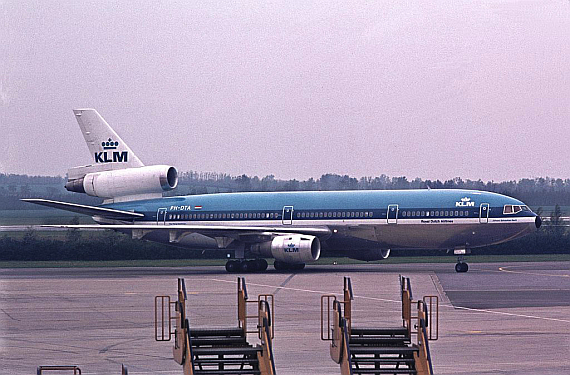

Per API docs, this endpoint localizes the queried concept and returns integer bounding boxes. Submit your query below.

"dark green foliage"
[0,231,226,261]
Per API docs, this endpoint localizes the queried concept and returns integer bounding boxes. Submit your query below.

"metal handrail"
[184,318,196,372]
[420,318,434,375]
[340,317,354,375]
[263,316,277,375]
[239,277,248,300]
[321,294,337,340]
[344,277,354,300]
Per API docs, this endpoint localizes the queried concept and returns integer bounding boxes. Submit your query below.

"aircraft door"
[282,206,293,225]
[157,208,167,224]
[479,203,489,223]
[387,204,398,224]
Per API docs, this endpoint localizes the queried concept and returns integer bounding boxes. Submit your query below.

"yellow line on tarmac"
[498,266,570,278]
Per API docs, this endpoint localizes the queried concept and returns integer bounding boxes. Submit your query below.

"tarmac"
[1,261,569,375]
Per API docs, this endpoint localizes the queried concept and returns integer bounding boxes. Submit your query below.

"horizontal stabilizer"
[21,199,144,220]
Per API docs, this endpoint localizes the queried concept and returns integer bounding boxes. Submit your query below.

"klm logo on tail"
[94,138,128,163]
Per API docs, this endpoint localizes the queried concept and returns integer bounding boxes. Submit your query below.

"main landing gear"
[454,249,470,273]
[273,260,305,271]
[225,259,268,273]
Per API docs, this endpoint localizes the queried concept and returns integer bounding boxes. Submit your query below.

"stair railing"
[400,275,439,341]
[321,277,354,341]
[257,300,277,375]
[343,277,354,335]
[238,277,275,339]
[412,300,433,375]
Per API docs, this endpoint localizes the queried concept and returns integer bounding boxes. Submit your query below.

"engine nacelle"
[251,234,321,264]
[349,249,390,262]
[65,165,178,199]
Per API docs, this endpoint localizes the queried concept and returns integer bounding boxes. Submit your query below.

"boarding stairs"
[156,278,276,375]
[321,277,438,375]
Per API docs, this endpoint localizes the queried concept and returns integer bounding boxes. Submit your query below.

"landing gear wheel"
[274,260,305,271]
[225,260,238,273]
[455,262,469,273]
[273,260,286,271]
[239,260,254,273]
[255,259,268,271]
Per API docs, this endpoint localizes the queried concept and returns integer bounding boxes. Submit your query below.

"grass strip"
[0,254,568,268]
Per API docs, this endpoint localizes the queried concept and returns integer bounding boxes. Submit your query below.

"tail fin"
[73,108,144,168]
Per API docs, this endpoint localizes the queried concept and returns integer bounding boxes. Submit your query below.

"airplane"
[22,109,542,273]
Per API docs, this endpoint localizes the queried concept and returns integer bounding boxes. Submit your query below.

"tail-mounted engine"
[65,165,178,200]
[251,234,321,264]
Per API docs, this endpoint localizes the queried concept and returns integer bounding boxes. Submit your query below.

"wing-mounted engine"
[65,165,178,202]
[250,234,321,264]
[348,249,390,261]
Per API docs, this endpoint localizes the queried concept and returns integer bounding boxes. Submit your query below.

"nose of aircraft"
[535,215,542,229]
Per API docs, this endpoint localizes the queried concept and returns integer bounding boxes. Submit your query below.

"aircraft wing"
[21,199,144,220]
[40,224,332,238]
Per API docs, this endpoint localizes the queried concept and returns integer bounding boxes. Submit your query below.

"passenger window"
[454,211,458,216]
[459,211,463,217]
[430,211,434,216]
[411,211,416,217]
[402,211,406,217]
[369,212,373,217]
[445,211,448,216]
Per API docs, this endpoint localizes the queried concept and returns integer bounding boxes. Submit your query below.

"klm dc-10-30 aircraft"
[24,109,542,273]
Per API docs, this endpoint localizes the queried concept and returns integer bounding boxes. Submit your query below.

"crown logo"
[102,138,119,150]
[461,197,471,202]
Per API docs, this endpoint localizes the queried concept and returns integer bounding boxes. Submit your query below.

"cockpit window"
[504,204,527,214]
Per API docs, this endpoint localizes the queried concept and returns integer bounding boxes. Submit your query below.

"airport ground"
[1,261,569,375]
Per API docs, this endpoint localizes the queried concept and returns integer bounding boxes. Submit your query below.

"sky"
[1,0,569,182]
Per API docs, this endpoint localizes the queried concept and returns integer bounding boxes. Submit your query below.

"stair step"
[353,358,415,364]
[194,370,261,375]
[191,327,244,337]
[351,369,416,374]
[350,337,409,345]
[194,358,259,365]
[192,337,247,346]
[350,347,418,355]
[193,347,261,356]
[351,326,409,337]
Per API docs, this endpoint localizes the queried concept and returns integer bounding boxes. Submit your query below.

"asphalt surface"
[1,261,569,375]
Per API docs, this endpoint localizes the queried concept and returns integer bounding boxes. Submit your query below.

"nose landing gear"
[455,262,469,273]
[454,249,470,273]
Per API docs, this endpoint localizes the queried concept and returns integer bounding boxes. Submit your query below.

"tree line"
[4,172,570,208]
